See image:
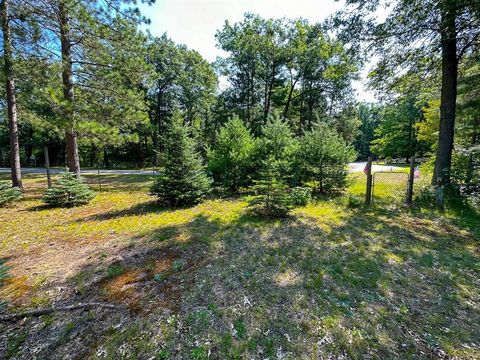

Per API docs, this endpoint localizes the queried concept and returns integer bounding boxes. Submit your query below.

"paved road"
[0,167,158,175]
[1,163,401,175]
[348,162,402,173]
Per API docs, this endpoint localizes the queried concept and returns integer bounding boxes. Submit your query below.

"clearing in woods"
[0,172,479,359]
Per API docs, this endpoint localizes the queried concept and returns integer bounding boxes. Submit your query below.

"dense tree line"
[215,14,359,135]
[1,0,479,206]
[0,8,358,170]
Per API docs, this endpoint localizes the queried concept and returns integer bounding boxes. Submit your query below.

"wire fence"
[372,171,409,204]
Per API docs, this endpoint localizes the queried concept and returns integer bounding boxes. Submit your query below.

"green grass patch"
[0,172,478,359]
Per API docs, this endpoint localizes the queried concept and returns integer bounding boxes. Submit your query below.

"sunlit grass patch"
[0,275,30,304]
[274,268,303,287]
[348,170,431,205]
[293,200,345,232]
[0,190,247,255]
[1,172,479,359]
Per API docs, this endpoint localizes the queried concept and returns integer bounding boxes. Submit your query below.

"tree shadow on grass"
[83,174,153,191]
[76,199,229,223]
[1,202,479,359]
[0,214,225,359]
[80,200,166,222]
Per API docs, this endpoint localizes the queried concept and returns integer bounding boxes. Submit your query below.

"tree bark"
[44,146,52,188]
[432,5,457,188]
[59,0,80,176]
[65,130,80,173]
[152,83,162,166]
[283,77,298,120]
[264,60,276,123]
[1,0,22,188]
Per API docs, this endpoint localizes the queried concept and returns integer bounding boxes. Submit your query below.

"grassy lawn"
[0,172,479,359]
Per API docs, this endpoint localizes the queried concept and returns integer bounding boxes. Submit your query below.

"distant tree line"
[1,0,479,206]
[0,5,358,173]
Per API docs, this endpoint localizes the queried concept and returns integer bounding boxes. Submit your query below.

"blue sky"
[140,0,377,102]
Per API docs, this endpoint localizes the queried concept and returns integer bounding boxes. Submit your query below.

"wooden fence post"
[406,155,416,205]
[44,146,52,188]
[97,163,102,191]
[365,157,373,205]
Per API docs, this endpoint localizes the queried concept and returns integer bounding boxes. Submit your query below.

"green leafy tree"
[215,14,288,129]
[207,116,255,190]
[215,14,358,133]
[298,123,355,193]
[354,103,381,160]
[330,105,361,145]
[371,96,427,161]
[418,58,480,193]
[42,172,95,207]
[146,35,217,165]
[0,57,65,168]
[21,0,154,175]
[417,99,441,148]
[150,112,211,207]
[455,57,480,187]
[335,0,480,190]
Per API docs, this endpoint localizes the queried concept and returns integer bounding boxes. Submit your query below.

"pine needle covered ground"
[0,173,479,359]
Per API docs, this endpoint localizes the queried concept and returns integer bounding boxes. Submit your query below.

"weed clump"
[289,186,312,206]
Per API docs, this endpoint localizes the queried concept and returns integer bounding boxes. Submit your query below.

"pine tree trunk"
[1,0,22,188]
[152,113,159,167]
[284,77,297,120]
[432,5,457,189]
[59,0,80,176]
[65,130,80,174]
[152,83,163,166]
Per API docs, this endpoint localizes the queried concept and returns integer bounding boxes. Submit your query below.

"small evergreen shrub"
[207,115,255,191]
[249,179,292,218]
[0,260,9,311]
[248,157,292,218]
[289,186,312,206]
[150,112,211,207]
[42,172,95,207]
[297,123,356,193]
[0,182,22,207]
[253,113,298,183]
